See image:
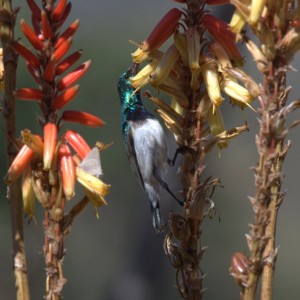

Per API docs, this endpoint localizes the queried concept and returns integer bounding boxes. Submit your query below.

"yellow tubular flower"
[249,0,266,27]
[207,106,228,149]
[76,166,110,198]
[244,38,267,73]
[221,79,255,110]
[131,47,148,63]
[131,47,164,64]
[130,61,158,89]
[201,59,224,112]
[22,130,44,157]
[186,27,200,71]
[229,9,247,38]
[22,168,36,220]
[174,31,188,66]
[150,44,180,87]
[196,94,211,120]
[256,23,275,60]
[208,42,232,70]
[171,97,184,116]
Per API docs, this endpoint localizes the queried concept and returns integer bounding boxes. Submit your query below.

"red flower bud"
[53,85,80,109]
[43,123,57,170]
[56,2,71,26]
[61,111,105,127]
[59,144,75,200]
[55,19,80,49]
[4,144,35,185]
[141,8,182,51]
[41,10,52,40]
[56,50,82,75]
[52,0,67,21]
[43,56,56,82]
[12,41,41,69]
[26,0,41,21]
[14,88,42,101]
[57,60,91,91]
[64,130,91,159]
[20,19,44,51]
[53,37,72,62]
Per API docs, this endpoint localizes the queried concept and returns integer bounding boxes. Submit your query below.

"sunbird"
[118,63,182,233]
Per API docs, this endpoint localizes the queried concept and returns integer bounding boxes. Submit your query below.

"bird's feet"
[168,146,196,166]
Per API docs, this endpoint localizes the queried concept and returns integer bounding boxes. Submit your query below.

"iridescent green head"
[117,63,142,107]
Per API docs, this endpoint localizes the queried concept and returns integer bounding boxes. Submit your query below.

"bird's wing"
[125,125,145,189]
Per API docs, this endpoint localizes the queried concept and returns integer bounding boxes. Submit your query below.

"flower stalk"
[228,1,300,299]
[0,0,31,299]
[130,0,251,298]
[3,0,110,298]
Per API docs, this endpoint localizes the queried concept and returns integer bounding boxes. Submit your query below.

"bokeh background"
[1,1,300,299]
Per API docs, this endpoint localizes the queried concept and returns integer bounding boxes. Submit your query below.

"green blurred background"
[1,1,300,299]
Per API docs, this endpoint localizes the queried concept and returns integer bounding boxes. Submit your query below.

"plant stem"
[0,0,30,299]
[44,207,66,300]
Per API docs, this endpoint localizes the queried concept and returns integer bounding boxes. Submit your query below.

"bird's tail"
[150,202,165,233]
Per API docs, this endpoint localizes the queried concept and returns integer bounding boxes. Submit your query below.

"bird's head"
[117,63,140,105]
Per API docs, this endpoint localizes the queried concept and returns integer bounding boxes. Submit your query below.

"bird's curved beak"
[128,63,139,77]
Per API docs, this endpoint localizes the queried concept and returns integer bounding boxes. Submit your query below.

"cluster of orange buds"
[4,0,110,219]
[130,1,258,149]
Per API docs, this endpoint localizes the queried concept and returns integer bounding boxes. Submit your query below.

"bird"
[117,63,182,233]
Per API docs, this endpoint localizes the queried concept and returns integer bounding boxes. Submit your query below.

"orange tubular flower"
[53,85,80,109]
[52,0,67,22]
[202,14,243,64]
[4,144,35,185]
[43,56,56,82]
[43,123,58,170]
[12,41,41,69]
[53,37,72,62]
[14,88,42,101]
[140,8,182,51]
[20,19,44,50]
[56,50,83,75]
[64,130,91,159]
[55,19,80,48]
[27,0,41,20]
[61,111,105,127]
[57,60,91,91]
[59,144,76,200]
[41,10,52,40]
